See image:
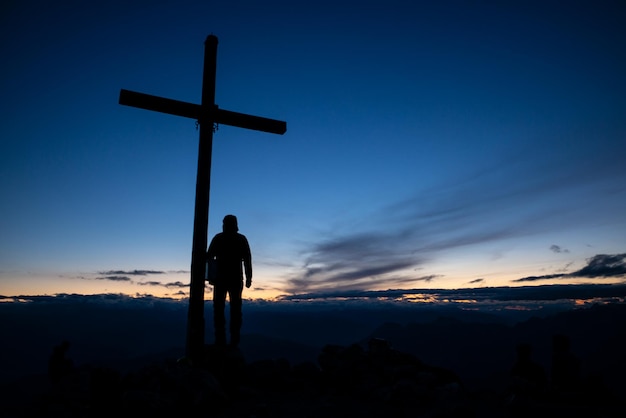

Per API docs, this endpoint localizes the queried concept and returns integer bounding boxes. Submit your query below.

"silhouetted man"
[207,214,252,347]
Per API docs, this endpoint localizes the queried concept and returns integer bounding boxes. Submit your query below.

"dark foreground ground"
[3,336,624,418]
[2,301,625,417]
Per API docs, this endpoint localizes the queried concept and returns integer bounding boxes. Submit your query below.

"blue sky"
[1,0,625,299]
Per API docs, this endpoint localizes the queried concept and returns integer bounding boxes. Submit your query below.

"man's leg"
[229,281,244,346]
[213,285,227,346]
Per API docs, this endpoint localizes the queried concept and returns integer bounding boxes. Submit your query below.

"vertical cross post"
[186,35,218,362]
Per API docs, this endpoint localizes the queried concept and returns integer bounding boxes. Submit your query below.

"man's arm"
[207,234,219,260]
[242,236,252,288]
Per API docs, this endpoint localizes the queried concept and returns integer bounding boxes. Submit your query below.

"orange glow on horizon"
[399,293,439,303]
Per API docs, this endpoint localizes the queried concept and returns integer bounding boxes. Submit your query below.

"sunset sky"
[1,0,625,300]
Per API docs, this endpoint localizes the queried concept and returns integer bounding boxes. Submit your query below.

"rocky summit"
[4,336,622,418]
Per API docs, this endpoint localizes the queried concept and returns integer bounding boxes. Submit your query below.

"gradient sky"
[1,0,625,300]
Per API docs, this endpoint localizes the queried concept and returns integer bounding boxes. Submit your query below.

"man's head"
[223,214,239,233]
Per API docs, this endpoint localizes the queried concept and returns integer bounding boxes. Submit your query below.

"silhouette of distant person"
[510,343,546,396]
[551,334,580,391]
[207,214,252,347]
[48,340,73,383]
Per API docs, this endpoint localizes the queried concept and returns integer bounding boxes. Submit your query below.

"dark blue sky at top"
[1,0,625,298]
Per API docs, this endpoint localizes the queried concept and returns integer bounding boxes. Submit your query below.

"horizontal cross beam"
[119,89,286,135]
[216,108,286,134]
[119,89,199,119]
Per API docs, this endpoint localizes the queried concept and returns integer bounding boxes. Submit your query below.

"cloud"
[512,253,626,283]
[415,275,440,282]
[164,281,187,289]
[100,270,165,276]
[557,261,574,272]
[573,253,626,278]
[277,283,626,303]
[137,281,163,287]
[95,275,132,282]
[468,278,485,284]
[550,245,570,253]
[134,280,189,289]
[512,274,566,283]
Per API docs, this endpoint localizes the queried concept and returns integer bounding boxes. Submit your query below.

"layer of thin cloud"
[285,157,611,295]
[99,270,165,276]
[284,249,625,298]
[95,275,132,282]
[278,283,626,304]
[286,229,425,294]
[164,281,187,289]
[137,281,163,286]
[71,270,191,298]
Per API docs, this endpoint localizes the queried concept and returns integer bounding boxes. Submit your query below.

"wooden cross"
[119,35,286,363]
